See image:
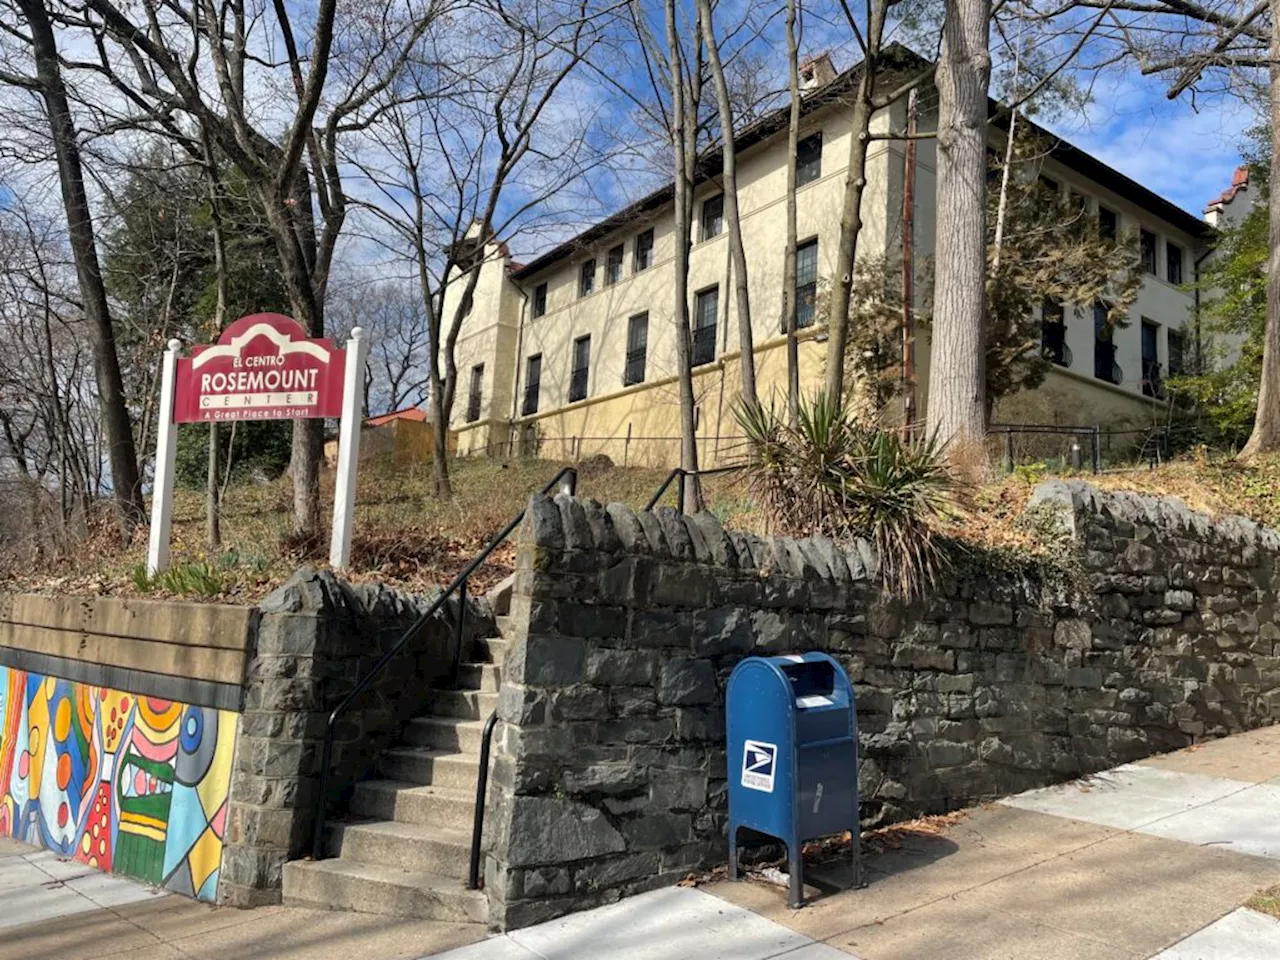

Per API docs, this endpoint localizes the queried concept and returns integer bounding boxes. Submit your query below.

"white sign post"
[329,327,370,568]
[146,339,184,576]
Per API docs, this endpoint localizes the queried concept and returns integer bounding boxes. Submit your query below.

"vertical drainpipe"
[900,88,918,432]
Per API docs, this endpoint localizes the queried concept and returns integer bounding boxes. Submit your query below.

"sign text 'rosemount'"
[147,313,370,574]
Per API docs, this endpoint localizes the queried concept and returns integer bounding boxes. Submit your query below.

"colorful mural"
[0,667,236,901]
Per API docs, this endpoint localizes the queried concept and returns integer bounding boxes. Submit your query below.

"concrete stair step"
[430,689,499,722]
[328,819,471,877]
[282,858,487,923]
[350,779,475,831]
[469,637,508,664]
[404,716,489,753]
[377,747,482,791]
[456,663,501,692]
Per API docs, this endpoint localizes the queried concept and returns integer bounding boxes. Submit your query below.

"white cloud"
[1044,69,1256,216]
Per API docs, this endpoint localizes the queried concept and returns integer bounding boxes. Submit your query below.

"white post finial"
[330,328,371,568]
[146,339,184,576]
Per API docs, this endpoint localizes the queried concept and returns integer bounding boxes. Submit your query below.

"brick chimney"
[800,52,836,90]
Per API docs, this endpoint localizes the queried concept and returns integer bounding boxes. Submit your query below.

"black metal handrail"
[467,710,499,889]
[643,464,743,514]
[311,465,579,862]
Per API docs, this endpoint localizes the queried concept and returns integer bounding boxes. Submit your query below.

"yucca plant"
[736,392,956,599]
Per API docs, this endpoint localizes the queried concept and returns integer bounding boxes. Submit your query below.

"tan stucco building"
[444,51,1236,468]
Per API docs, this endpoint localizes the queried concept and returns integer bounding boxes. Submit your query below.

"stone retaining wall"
[482,480,1280,928]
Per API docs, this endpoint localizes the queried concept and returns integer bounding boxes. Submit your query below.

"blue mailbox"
[726,652,861,908]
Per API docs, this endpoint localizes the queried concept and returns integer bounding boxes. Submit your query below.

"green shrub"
[736,392,957,599]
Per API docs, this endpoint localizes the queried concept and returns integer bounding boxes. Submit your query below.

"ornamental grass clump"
[736,392,957,599]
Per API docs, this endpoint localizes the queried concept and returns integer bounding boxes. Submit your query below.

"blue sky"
[1045,68,1255,218]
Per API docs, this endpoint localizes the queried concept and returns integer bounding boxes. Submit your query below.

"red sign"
[174,313,345,423]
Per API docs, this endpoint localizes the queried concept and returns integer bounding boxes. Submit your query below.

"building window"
[701,194,724,241]
[1093,301,1121,385]
[579,259,595,297]
[1168,328,1186,376]
[625,313,648,386]
[1099,205,1117,241]
[1167,242,1184,285]
[1141,319,1163,398]
[523,354,541,416]
[795,238,818,329]
[533,282,547,318]
[606,244,624,286]
[634,229,654,272]
[569,335,590,403]
[693,287,718,366]
[1041,298,1069,367]
[797,132,822,187]
[1140,229,1157,274]
[466,363,484,423]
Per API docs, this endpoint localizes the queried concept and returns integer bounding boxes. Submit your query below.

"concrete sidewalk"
[710,724,1280,960]
[437,724,1280,960]
[0,837,484,960]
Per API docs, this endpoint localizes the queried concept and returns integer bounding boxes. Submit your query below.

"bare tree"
[352,2,598,496]
[68,0,445,533]
[927,0,992,456]
[781,0,802,426]
[0,0,145,535]
[696,0,756,406]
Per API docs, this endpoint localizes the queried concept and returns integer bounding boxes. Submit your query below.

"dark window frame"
[1168,328,1186,377]
[569,334,591,403]
[700,194,724,241]
[1040,298,1069,368]
[693,286,718,366]
[796,132,823,187]
[579,259,596,297]
[1093,301,1122,385]
[625,312,648,386]
[795,237,819,329]
[634,228,654,272]
[1166,242,1184,285]
[606,244,624,286]
[522,354,542,416]
[466,363,484,423]
[1099,205,1117,241]
[1140,229,1157,275]
[532,282,547,318]
[1140,318,1162,398]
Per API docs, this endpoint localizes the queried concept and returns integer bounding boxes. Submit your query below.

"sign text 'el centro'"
[173,312,344,423]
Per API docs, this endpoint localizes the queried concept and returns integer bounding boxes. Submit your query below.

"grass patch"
[1247,884,1280,919]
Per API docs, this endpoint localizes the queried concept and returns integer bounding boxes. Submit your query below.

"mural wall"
[0,667,237,900]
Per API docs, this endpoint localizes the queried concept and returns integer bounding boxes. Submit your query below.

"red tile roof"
[365,407,428,427]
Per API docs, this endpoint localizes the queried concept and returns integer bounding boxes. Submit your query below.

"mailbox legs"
[787,844,804,910]
[728,826,739,881]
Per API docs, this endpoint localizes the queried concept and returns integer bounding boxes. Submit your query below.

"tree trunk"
[1241,13,1280,458]
[18,0,145,536]
[696,0,755,407]
[782,0,801,427]
[204,129,227,548]
[928,0,991,457]
[668,0,701,514]
[825,73,877,405]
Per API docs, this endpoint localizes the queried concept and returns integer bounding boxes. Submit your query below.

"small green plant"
[1012,461,1050,485]
[130,563,154,592]
[736,391,958,599]
[154,560,226,597]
